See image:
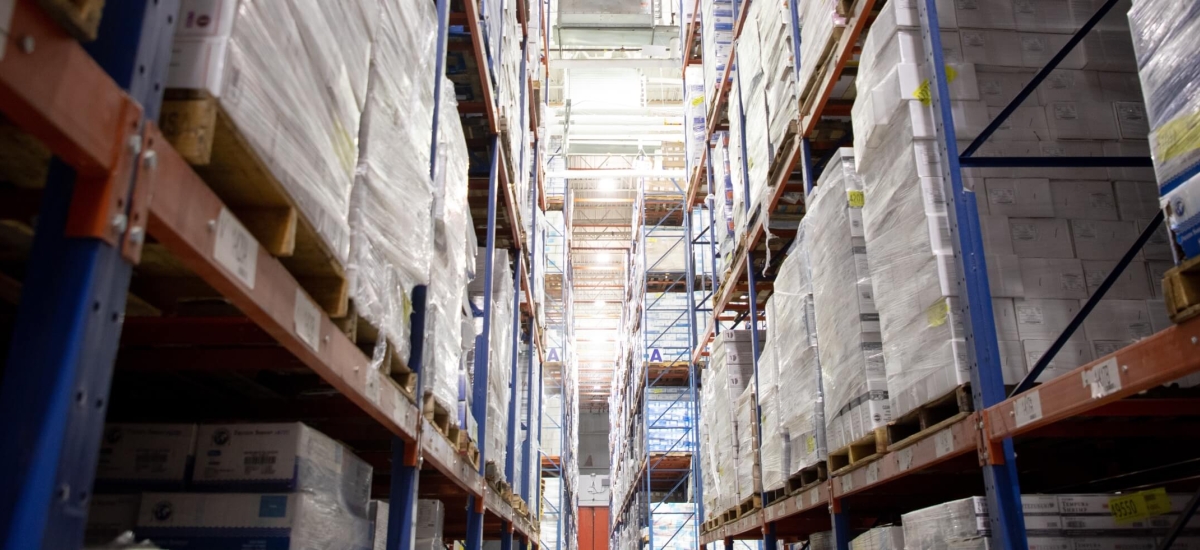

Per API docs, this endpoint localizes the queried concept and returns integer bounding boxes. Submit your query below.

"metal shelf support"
[0,3,177,549]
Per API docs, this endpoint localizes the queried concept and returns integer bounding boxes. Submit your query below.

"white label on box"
[1011,222,1037,241]
[990,188,1016,204]
[898,447,914,471]
[865,461,879,484]
[1054,103,1079,120]
[934,429,954,457]
[214,208,257,289]
[1015,390,1043,427]
[293,289,321,352]
[1062,272,1085,293]
[1082,357,1122,398]
[1074,220,1097,239]
[1017,305,1044,324]
[0,0,14,61]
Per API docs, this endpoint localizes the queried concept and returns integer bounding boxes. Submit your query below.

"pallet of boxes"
[699,329,763,527]
[84,422,416,549]
[840,0,1190,458]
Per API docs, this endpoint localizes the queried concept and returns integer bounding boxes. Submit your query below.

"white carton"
[976,70,1034,108]
[1019,258,1087,299]
[1051,181,1117,221]
[1113,180,1161,220]
[1014,298,1084,341]
[1139,218,1174,261]
[1081,299,1154,342]
[193,423,372,512]
[953,0,1015,29]
[993,298,1021,341]
[1045,102,1121,141]
[1082,260,1153,300]
[96,423,197,489]
[984,178,1054,217]
[85,494,141,545]
[961,29,1024,68]
[1010,218,1075,259]
[1022,339,1094,381]
[1114,101,1150,140]
[1036,70,1104,105]
[136,492,370,549]
[416,499,445,539]
[1070,219,1139,261]
[990,105,1050,141]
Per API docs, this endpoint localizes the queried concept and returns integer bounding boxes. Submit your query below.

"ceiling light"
[596,252,612,263]
[594,300,606,308]
[598,178,618,191]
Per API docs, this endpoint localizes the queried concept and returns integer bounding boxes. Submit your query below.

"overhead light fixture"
[594,300,606,308]
[596,252,612,263]
[598,178,618,191]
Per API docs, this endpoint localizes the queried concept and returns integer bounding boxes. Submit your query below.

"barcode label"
[1014,390,1043,428]
[1082,357,1122,399]
[244,454,277,466]
[935,429,954,457]
[213,208,258,289]
[293,289,321,352]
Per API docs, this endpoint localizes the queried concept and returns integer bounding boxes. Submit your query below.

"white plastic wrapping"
[809,149,889,452]
[734,385,761,502]
[168,0,377,266]
[850,526,905,550]
[1129,0,1200,256]
[136,492,371,550]
[349,0,438,368]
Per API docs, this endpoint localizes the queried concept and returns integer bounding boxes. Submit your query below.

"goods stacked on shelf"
[646,387,696,453]
[86,423,376,548]
[808,150,889,454]
[735,0,799,217]
[770,228,827,483]
[167,0,374,267]
[902,494,1200,548]
[686,67,708,175]
[541,477,562,546]
[351,0,439,366]
[710,132,738,281]
[470,248,517,481]
[1129,0,1200,257]
[651,503,699,550]
[850,526,905,549]
[700,0,736,106]
[416,500,448,550]
[698,329,761,521]
[849,0,1176,424]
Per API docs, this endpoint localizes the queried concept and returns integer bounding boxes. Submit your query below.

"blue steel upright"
[467,139,503,550]
[915,0,1029,548]
[522,189,538,505]
[0,3,178,550]
[683,205,705,543]
[503,259,523,550]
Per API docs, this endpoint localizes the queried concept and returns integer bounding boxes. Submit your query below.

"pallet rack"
[609,179,707,550]
[0,1,549,549]
[683,0,1200,548]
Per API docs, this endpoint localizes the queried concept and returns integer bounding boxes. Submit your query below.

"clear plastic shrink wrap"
[735,385,761,502]
[755,334,784,492]
[850,525,905,550]
[808,149,889,453]
[422,78,476,411]
[772,223,827,476]
[136,492,372,550]
[168,0,376,265]
[350,0,438,367]
[1129,0,1200,256]
[480,250,514,480]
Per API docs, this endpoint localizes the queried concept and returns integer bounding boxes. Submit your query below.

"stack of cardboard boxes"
[87,423,415,549]
[850,0,1179,425]
[699,329,761,520]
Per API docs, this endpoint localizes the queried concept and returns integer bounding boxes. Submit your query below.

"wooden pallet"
[337,298,417,401]
[36,0,105,41]
[797,25,848,119]
[786,462,828,495]
[160,91,349,317]
[736,494,762,519]
[887,384,973,452]
[720,506,738,525]
[422,393,454,439]
[827,427,887,475]
[461,439,480,470]
[1164,255,1200,324]
[765,121,800,190]
[763,486,788,507]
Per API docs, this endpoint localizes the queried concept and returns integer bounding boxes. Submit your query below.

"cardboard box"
[1147,261,1173,298]
[1140,218,1175,261]
[990,105,1051,141]
[1114,180,1162,220]
[1010,218,1075,258]
[1114,101,1150,140]
[976,69,1034,107]
[1019,258,1087,299]
[1082,299,1154,341]
[984,178,1054,217]
[993,298,1021,341]
[954,0,1015,28]
[1051,180,1117,220]
[1022,339,1095,381]
[1036,70,1104,104]
[1014,298,1084,340]
[1082,260,1153,300]
[1044,102,1121,141]
[86,495,141,545]
[1021,33,1089,70]
[1070,219,1139,261]
[193,423,372,512]
[95,424,197,490]
[961,29,1024,68]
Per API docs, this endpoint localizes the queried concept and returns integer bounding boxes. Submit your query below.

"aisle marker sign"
[213,208,258,289]
[649,348,663,362]
[293,289,321,352]
[547,348,561,362]
[1109,488,1170,524]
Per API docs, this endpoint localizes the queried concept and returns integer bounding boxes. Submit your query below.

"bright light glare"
[596,252,612,263]
[594,300,607,308]
[598,178,618,191]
